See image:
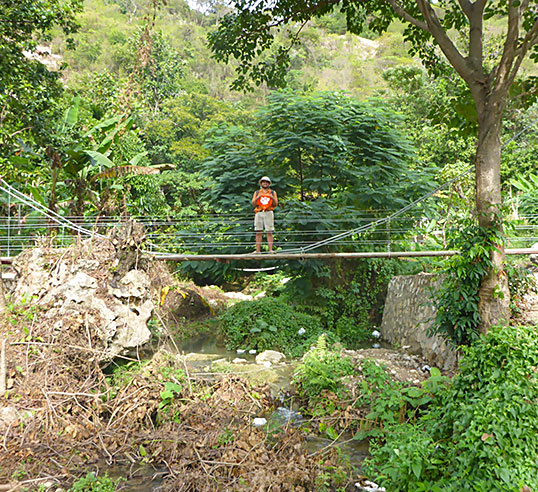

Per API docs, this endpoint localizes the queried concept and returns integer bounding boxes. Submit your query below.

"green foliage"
[293,335,354,399]
[68,472,123,492]
[258,91,431,209]
[129,29,185,112]
[429,220,503,347]
[366,325,538,492]
[354,362,448,440]
[219,297,327,357]
[306,259,401,347]
[159,381,183,409]
[510,172,538,217]
[0,0,82,145]
[506,262,538,316]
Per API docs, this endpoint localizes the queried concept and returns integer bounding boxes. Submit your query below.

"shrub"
[298,259,403,348]
[366,325,538,492]
[293,334,354,399]
[429,221,500,347]
[219,297,327,357]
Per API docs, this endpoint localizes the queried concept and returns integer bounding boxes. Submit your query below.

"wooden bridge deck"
[2,248,537,264]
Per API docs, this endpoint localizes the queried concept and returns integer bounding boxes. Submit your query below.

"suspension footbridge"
[1,175,537,265]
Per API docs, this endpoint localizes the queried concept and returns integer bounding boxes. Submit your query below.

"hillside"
[48,0,417,102]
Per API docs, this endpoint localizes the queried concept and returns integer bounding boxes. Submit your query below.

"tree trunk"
[475,102,510,333]
[298,149,304,201]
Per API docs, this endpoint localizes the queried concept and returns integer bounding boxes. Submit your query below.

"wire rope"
[0,179,106,239]
[1,113,537,257]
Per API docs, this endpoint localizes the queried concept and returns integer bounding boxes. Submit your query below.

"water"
[178,332,371,467]
[94,463,166,491]
[305,434,370,465]
[179,333,257,361]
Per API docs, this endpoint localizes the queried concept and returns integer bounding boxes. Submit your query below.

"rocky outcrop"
[380,273,458,371]
[12,235,154,362]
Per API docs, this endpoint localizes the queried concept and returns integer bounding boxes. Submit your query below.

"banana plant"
[53,97,150,216]
[509,173,538,220]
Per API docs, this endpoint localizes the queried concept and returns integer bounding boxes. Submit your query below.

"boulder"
[159,287,213,323]
[11,238,154,362]
[256,350,285,365]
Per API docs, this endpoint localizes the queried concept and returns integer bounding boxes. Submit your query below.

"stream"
[103,333,372,491]
[178,334,372,461]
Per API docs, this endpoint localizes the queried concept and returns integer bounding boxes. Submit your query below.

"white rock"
[372,343,381,349]
[0,407,21,427]
[223,292,253,301]
[530,242,538,265]
[109,270,150,299]
[372,330,381,338]
[252,417,267,427]
[262,361,272,368]
[297,327,306,335]
[355,480,386,491]
[232,358,248,364]
[249,349,257,355]
[236,349,246,354]
[256,350,285,365]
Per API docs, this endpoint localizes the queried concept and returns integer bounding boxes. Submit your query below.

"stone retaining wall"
[381,273,457,371]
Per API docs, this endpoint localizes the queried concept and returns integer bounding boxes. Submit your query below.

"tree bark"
[474,99,511,333]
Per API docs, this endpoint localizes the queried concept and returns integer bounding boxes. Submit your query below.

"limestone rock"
[256,350,285,365]
[11,236,154,362]
[531,242,538,266]
[110,270,150,299]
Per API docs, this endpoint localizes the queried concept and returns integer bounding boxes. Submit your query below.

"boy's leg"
[254,212,263,252]
[265,211,275,252]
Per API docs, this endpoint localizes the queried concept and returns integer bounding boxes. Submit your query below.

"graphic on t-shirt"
[257,194,273,210]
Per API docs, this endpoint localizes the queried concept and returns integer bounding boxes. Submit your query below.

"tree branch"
[468,0,487,73]
[494,0,521,94]
[384,0,428,31]
[456,0,472,18]
[416,0,477,83]
[508,17,538,87]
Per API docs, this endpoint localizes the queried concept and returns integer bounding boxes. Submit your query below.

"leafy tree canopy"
[202,91,433,215]
[0,0,83,148]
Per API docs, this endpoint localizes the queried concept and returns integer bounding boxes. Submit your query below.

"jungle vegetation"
[2,1,538,491]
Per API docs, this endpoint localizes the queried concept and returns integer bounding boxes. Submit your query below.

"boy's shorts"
[254,211,274,232]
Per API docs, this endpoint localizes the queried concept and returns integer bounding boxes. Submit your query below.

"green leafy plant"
[506,262,538,316]
[366,325,538,491]
[429,220,503,346]
[293,335,354,399]
[68,472,123,492]
[157,381,184,425]
[219,297,327,357]
[159,381,183,410]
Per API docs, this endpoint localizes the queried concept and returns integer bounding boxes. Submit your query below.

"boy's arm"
[252,191,258,208]
[273,191,278,207]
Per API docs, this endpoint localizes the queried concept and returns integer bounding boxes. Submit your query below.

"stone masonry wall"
[381,273,457,371]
